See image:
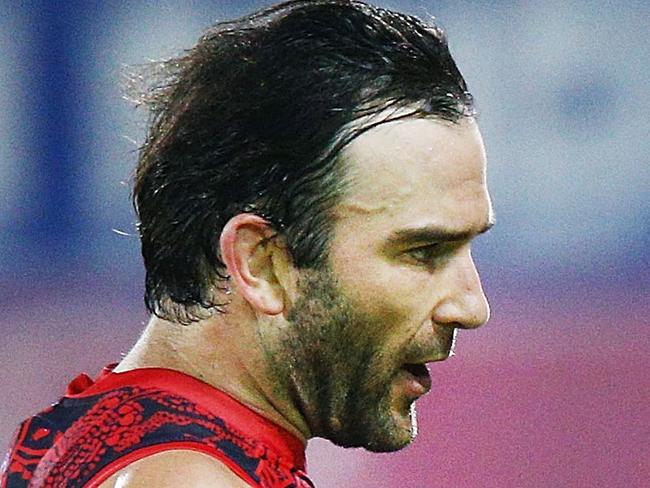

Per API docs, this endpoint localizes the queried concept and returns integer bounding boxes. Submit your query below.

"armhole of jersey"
[83,441,257,488]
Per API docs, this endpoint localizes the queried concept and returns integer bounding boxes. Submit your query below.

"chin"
[364,435,413,453]
[331,403,418,453]
[366,403,419,453]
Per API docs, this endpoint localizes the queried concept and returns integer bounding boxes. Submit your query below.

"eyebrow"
[386,218,495,246]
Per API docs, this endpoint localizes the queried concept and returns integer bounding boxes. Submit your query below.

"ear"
[219,214,293,315]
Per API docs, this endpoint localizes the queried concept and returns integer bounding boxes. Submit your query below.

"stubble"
[264,268,417,452]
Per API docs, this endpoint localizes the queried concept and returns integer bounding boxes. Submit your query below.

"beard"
[262,267,419,452]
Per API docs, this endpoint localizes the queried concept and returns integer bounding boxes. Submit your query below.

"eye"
[406,243,442,263]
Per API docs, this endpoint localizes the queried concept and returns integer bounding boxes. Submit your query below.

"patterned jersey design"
[1,386,313,488]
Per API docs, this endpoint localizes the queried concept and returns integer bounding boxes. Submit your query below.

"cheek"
[331,246,437,326]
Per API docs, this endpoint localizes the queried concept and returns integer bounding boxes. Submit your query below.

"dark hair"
[132,0,474,323]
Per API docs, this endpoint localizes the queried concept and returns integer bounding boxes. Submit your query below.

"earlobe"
[219,214,286,315]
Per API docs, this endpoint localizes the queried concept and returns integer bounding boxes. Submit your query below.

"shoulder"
[97,449,253,488]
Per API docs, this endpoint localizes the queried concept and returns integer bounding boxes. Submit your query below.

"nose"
[432,247,490,330]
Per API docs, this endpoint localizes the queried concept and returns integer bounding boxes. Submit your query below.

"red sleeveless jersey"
[1,365,313,488]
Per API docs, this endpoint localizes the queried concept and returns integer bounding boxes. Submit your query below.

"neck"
[115,312,311,444]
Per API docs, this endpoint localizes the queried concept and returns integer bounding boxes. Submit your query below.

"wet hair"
[132,0,474,323]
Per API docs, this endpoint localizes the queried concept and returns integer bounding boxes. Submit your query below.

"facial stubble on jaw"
[264,268,418,452]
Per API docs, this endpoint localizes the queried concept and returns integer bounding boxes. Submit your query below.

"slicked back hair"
[132,0,474,323]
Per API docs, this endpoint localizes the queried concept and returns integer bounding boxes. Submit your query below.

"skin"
[323,116,493,449]
[100,115,493,486]
[99,450,251,487]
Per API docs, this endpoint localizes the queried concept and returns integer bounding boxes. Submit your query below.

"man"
[1,1,493,487]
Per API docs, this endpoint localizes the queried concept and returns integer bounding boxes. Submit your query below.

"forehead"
[334,116,492,236]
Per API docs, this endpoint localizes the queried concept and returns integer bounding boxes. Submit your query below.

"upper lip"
[405,351,451,365]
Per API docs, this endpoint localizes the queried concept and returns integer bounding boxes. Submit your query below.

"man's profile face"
[269,116,493,451]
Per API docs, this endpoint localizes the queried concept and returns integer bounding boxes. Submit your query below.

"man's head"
[133,0,474,323]
[132,0,491,452]
[256,115,492,451]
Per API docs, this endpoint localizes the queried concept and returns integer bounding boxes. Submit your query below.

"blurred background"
[1,1,648,486]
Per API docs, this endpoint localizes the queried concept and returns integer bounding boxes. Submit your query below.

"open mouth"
[403,363,432,391]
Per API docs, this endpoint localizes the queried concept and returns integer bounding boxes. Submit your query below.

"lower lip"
[402,364,432,395]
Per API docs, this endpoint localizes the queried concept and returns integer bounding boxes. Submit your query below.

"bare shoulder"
[97,449,252,488]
